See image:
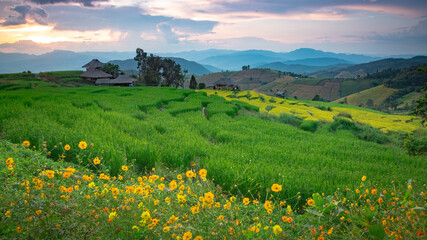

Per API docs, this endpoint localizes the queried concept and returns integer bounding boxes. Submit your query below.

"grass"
[1,140,425,239]
[0,85,425,209]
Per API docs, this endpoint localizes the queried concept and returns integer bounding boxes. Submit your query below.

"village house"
[80,59,112,82]
[212,78,239,90]
[81,59,136,86]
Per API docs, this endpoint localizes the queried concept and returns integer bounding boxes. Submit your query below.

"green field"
[1,83,425,205]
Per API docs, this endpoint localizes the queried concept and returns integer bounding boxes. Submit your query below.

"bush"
[337,112,352,119]
[404,135,427,155]
[300,120,318,132]
[277,113,302,127]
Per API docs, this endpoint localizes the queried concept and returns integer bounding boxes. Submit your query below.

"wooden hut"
[213,78,239,90]
[109,75,136,86]
[80,59,112,83]
[82,59,104,70]
[94,75,136,86]
[80,68,112,82]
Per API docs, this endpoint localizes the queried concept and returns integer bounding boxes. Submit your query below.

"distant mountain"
[111,57,212,76]
[158,49,236,61]
[199,50,284,70]
[282,48,378,63]
[0,50,213,75]
[0,50,102,73]
[282,57,352,66]
[201,64,221,73]
[311,56,427,78]
[257,62,352,74]
[197,48,378,71]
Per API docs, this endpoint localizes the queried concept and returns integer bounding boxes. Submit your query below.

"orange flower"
[378,197,383,203]
[22,141,30,147]
[371,189,377,195]
[307,199,315,206]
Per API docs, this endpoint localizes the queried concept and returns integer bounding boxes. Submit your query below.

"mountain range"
[0,48,420,75]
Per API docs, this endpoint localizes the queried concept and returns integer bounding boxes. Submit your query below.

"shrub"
[337,112,352,119]
[404,135,427,155]
[300,120,318,132]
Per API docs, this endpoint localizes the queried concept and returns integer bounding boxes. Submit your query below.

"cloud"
[2,5,48,26]
[27,0,108,7]
[157,23,181,44]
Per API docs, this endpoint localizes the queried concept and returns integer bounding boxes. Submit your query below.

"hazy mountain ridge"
[311,56,427,78]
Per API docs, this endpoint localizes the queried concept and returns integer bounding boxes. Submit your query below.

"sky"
[0,0,426,55]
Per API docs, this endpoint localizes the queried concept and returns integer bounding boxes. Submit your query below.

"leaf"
[306,208,324,217]
[367,223,385,240]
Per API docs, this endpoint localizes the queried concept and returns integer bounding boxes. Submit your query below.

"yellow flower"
[198,169,207,178]
[7,165,13,170]
[307,199,315,206]
[362,176,367,181]
[273,225,282,235]
[408,185,412,190]
[177,174,182,180]
[191,205,199,214]
[122,165,128,171]
[16,226,23,233]
[186,170,195,178]
[243,198,250,205]
[169,180,178,191]
[132,226,139,231]
[271,184,282,192]
[141,211,151,220]
[6,158,13,165]
[158,183,165,191]
[183,231,192,240]
[194,237,203,240]
[217,215,224,221]
[64,144,70,151]
[45,170,55,179]
[22,140,30,147]
[109,211,117,220]
[93,157,100,165]
[328,227,333,235]
[230,196,236,202]
[5,211,11,217]
[163,226,170,232]
[78,141,87,150]
[165,197,171,203]
[36,210,42,215]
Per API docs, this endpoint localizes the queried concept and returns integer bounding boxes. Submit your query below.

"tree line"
[134,48,187,88]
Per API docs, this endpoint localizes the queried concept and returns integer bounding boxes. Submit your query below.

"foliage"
[1,141,425,239]
[299,120,318,132]
[197,82,206,89]
[404,134,427,156]
[101,63,122,78]
[0,86,426,208]
[411,83,427,126]
[134,49,187,88]
[189,75,197,89]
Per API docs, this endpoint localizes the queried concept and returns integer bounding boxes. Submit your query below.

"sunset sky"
[0,0,426,55]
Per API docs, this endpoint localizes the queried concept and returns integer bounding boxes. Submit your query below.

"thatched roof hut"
[109,75,136,85]
[80,68,112,81]
[213,78,239,90]
[94,75,136,86]
[82,59,104,70]
[95,78,112,85]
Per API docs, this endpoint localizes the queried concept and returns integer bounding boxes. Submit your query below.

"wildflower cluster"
[1,141,426,239]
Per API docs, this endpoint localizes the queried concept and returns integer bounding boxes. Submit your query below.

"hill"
[311,56,427,78]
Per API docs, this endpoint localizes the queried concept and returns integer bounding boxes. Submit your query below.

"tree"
[162,58,187,88]
[101,63,121,78]
[242,65,250,70]
[197,83,206,89]
[189,75,197,89]
[134,48,147,80]
[411,83,427,126]
[143,54,163,86]
[312,95,320,101]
